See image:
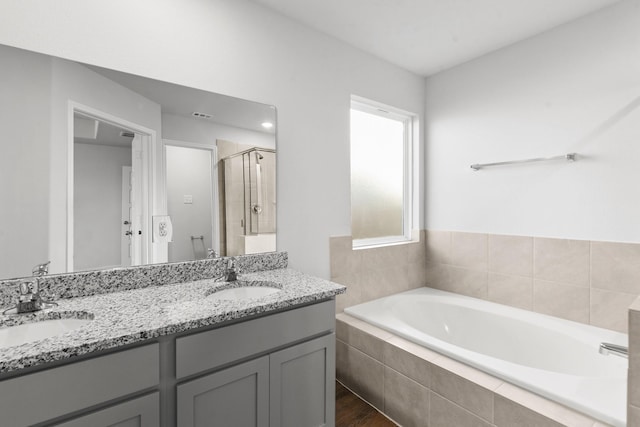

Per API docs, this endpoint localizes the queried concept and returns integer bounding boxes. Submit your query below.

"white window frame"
[350,96,414,249]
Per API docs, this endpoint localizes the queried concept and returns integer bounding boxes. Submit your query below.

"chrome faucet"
[224,259,238,282]
[15,279,46,313]
[3,262,57,315]
[32,261,51,276]
[599,342,628,358]
[213,258,238,282]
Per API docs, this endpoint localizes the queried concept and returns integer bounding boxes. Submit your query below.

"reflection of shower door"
[244,150,276,236]
[222,148,276,256]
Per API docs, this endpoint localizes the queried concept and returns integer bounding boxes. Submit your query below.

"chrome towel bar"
[470,153,577,171]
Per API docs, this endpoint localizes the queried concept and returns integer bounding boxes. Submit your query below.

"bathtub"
[344,287,628,426]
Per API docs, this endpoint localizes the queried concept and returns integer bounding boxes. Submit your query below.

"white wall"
[74,143,131,271]
[424,0,640,243]
[0,0,425,278]
[0,45,51,279]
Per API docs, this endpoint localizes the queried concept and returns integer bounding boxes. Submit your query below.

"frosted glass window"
[350,99,412,245]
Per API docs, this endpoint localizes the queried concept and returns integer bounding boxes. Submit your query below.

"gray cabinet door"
[177,356,269,427]
[53,393,159,427]
[270,334,336,427]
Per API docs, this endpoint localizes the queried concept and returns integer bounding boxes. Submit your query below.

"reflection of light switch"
[183,195,193,204]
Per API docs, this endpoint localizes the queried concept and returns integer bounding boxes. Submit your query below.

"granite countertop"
[0,268,345,374]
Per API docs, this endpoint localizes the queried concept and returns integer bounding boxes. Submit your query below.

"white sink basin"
[0,318,93,349]
[207,281,281,301]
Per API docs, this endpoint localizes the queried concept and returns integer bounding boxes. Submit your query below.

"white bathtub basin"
[0,318,93,349]
[345,287,628,427]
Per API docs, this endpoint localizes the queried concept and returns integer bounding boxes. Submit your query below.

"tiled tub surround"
[0,253,345,373]
[628,298,640,427]
[330,231,428,313]
[344,288,627,426]
[330,231,640,333]
[331,232,639,426]
[425,231,640,334]
[337,313,615,427]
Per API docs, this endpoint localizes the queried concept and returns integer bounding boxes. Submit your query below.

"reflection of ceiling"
[249,0,620,76]
[74,114,133,148]
[88,66,276,134]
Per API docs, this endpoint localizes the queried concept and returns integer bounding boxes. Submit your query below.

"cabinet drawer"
[176,300,335,378]
[0,343,159,427]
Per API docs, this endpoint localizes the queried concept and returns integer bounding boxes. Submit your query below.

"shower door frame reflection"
[221,147,276,256]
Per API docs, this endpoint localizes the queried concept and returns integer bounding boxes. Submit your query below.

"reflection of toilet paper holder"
[190,235,207,260]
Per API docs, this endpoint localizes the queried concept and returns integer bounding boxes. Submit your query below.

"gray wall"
[165,145,213,262]
[0,45,51,279]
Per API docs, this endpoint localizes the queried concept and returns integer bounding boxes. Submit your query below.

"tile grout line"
[532,237,536,311]
[589,240,593,325]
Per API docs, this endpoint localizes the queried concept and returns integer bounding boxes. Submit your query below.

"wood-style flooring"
[335,381,397,427]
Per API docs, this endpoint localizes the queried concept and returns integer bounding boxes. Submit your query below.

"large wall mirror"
[0,43,277,280]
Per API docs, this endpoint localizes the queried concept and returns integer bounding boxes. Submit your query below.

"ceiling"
[74,114,133,148]
[250,0,621,76]
[88,66,276,134]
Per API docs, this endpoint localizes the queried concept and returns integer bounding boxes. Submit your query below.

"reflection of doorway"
[69,105,153,272]
[164,140,218,262]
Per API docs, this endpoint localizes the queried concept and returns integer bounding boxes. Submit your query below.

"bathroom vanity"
[0,255,344,427]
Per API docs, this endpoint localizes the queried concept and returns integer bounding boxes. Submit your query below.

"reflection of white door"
[68,104,159,273]
[121,166,132,266]
[130,135,143,266]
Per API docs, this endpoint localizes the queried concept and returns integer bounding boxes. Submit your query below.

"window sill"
[352,235,417,250]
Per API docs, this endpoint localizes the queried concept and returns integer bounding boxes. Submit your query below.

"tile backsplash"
[331,230,639,333]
